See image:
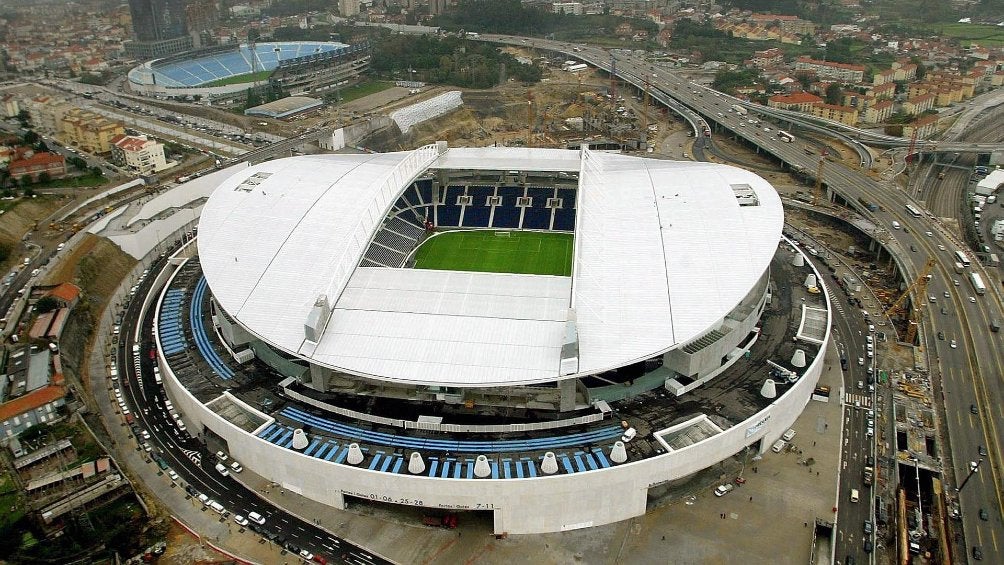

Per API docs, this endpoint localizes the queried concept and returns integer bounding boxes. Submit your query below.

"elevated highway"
[482,33,1004,564]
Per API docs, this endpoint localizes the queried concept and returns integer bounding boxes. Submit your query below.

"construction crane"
[884,257,936,344]
[813,148,828,206]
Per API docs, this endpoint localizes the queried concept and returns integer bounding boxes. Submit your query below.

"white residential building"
[109,134,168,174]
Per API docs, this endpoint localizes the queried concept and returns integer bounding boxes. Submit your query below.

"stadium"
[126,41,371,105]
[151,144,831,534]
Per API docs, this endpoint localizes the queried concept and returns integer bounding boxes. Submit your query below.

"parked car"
[714,483,735,497]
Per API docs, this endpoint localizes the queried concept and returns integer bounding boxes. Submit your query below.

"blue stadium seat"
[553,206,575,232]
[521,207,551,230]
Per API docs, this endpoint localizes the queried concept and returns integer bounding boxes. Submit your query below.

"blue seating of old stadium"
[158,289,187,356]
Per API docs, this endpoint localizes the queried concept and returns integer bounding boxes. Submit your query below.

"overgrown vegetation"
[435,0,657,41]
[711,68,762,95]
[371,34,542,88]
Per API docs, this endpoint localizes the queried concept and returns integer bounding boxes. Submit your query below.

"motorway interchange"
[484,34,1004,563]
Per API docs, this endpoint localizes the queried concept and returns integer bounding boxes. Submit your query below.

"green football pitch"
[412,230,573,276]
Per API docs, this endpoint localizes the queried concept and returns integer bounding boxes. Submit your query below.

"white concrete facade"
[156,237,830,535]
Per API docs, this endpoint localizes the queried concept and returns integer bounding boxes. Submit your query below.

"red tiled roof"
[770,92,823,104]
[9,151,65,169]
[112,135,150,152]
[47,282,80,303]
[0,386,65,422]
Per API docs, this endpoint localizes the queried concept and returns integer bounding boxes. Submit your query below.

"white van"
[782,429,796,442]
[771,439,787,453]
[209,500,226,515]
[850,489,859,503]
[215,463,230,477]
[891,221,901,229]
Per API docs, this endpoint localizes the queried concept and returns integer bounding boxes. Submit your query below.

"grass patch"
[336,81,394,103]
[413,230,573,276]
[0,474,23,531]
[203,70,273,87]
[33,175,108,189]
[929,23,1004,46]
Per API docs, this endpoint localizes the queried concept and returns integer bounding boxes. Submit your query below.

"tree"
[88,166,103,177]
[0,241,11,263]
[35,296,59,314]
[37,171,50,184]
[68,156,87,170]
[824,83,843,105]
[22,130,38,145]
[17,108,30,127]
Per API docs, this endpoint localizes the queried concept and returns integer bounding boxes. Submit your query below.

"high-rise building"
[126,0,193,59]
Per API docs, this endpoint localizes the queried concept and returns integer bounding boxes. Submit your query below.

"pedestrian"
[804,522,808,528]
[813,441,816,447]
[749,496,753,502]
[662,536,666,541]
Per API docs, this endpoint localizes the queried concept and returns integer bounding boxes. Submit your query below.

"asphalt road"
[486,34,1004,563]
[115,256,388,565]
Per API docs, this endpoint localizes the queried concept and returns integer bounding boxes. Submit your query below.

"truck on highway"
[730,104,747,116]
[954,261,965,274]
[970,272,986,295]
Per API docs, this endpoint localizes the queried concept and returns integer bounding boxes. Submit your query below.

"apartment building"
[60,109,125,154]
[24,96,73,134]
[903,114,940,139]
[750,47,785,69]
[109,134,168,174]
[810,103,859,125]
[902,93,935,115]
[861,100,895,124]
[767,91,823,112]
[794,56,865,83]
[8,149,67,181]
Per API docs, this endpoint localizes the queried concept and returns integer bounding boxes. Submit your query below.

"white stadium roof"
[198,146,783,387]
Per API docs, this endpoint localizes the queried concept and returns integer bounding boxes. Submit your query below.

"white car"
[925,231,933,237]
[950,340,957,349]
[943,291,950,298]
[969,296,977,303]
[215,450,228,462]
[168,469,179,482]
[234,515,249,527]
[938,244,946,251]
[714,483,735,497]
[247,511,266,525]
[299,549,314,560]
[229,461,243,473]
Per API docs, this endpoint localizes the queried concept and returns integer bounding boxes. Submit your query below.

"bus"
[970,272,986,295]
[905,204,923,218]
[777,131,794,143]
[954,250,971,268]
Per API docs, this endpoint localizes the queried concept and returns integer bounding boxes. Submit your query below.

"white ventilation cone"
[474,455,491,478]
[610,441,628,464]
[804,274,817,289]
[408,452,425,474]
[541,452,559,474]
[791,349,807,368]
[346,443,364,465]
[792,253,805,267]
[291,428,309,450]
[761,378,778,399]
